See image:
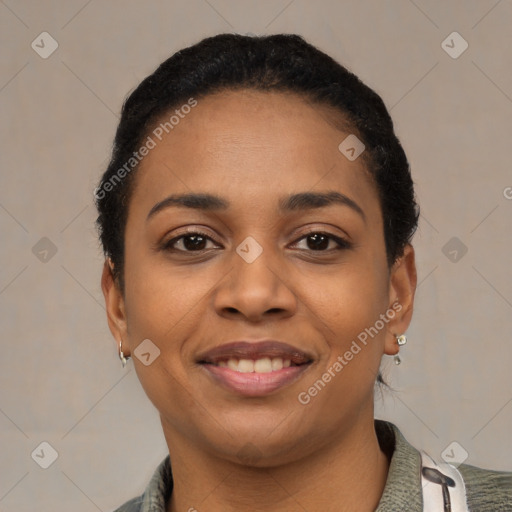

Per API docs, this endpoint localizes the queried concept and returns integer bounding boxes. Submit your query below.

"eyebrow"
[146,191,366,222]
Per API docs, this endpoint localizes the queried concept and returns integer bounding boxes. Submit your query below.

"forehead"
[129,89,379,220]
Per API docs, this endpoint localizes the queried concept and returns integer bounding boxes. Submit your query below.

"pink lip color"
[201,363,311,397]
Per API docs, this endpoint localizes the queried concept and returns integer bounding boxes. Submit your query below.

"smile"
[197,340,314,396]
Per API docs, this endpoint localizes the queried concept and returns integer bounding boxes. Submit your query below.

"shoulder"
[111,496,144,512]
[375,420,512,511]
[458,461,512,510]
[110,455,173,512]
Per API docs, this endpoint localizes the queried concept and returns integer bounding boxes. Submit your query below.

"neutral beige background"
[1,0,511,510]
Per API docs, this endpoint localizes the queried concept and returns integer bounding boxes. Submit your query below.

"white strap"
[420,450,469,512]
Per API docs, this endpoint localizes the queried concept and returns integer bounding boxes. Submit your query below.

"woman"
[95,33,511,511]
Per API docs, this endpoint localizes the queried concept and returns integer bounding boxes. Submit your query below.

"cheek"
[296,277,387,411]
[298,257,390,392]
[121,257,214,429]
[123,257,213,349]
[303,258,389,334]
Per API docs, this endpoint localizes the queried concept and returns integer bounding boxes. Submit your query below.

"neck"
[163,416,390,512]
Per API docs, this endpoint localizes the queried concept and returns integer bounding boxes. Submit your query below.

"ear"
[101,259,129,355]
[383,244,417,356]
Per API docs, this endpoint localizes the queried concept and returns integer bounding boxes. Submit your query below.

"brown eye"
[293,232,351,252]
[164,232,220,252]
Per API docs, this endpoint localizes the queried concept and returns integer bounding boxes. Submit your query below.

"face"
[102,89,416,466]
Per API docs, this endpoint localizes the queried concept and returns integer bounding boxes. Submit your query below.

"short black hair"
[95,34,419,386]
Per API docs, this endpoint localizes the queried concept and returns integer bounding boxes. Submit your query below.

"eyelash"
[161,229,352,255]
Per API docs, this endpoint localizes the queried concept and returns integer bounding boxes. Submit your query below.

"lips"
[197,340,314,397]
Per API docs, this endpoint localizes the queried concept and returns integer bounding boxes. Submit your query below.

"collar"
[374,419,423,511]
[132,419,424,512]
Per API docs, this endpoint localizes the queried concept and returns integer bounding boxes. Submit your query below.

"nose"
[212,240,298,323]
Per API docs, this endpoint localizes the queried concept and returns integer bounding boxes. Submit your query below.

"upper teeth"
[216,357,292,373]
